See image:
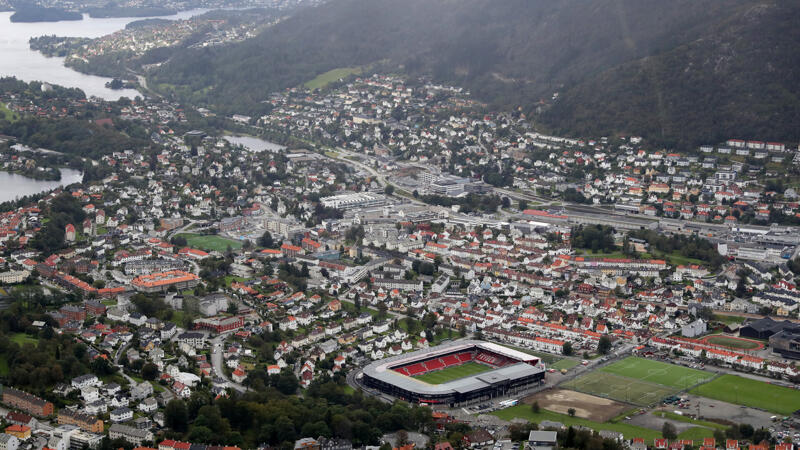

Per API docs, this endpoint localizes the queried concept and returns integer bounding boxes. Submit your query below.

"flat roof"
[362,340,543,395]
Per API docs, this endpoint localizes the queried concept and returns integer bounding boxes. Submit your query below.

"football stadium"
[360,340,546,406]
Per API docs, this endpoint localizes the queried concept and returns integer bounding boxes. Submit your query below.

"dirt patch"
[523,388,630,422]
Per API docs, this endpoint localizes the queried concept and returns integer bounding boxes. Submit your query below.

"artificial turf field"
[601,357,714,388]
[562,357,714,406]
[562,371,676,406]
[690,374,800,415]
[413,361,492,384]
[175,233,243,252]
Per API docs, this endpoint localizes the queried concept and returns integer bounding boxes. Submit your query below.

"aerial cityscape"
[0,1,799,450]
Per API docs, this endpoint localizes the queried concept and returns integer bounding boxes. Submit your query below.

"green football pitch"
[690,374,800,415]
[562,357,714,406]
[414,362,492,384]
[600,357,713,388]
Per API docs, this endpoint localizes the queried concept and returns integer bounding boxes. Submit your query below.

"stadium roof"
[361,340,543,396]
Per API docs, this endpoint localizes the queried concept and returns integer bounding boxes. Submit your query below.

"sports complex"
[360,340,545,407]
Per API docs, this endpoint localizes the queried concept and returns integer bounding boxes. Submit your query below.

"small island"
[104,78,135,90]
[10,5,82,22]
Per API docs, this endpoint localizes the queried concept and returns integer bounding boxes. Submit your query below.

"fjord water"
[0,168,84,203]
[0,9,207,100]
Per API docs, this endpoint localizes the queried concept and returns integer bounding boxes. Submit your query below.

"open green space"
[600,357,713,389]
[304,67,362,89]
[713,314,746,325]
[0,102,19,122]
[10,332,38,346]
[550,359,580,371]
[562,371,676,406]
[689,374,800,415]
[493,405,660,440]
[175,233,242,252]
[493,405,714,441]
[508,347,562,365]
[414,362,492,384]
[703,335,761,350]
[653,410,726,431]
[0,355,9,376]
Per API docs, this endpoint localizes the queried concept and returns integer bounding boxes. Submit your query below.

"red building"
[193,316,244,333]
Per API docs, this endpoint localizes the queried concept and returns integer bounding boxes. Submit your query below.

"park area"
[413,362,491,384]
[175,233,242,253]
[690,374,800,415]
[700,334,764,350]
[562,357,713,406]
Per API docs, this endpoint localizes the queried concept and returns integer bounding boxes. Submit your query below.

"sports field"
[701,335,763,350]
[690,374,800,415]
[562,371,676,406]
[600,357,713,388]
[414,362,492,384]
[175,233,242,252]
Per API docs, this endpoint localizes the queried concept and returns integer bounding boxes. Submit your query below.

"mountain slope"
[542,1,800,148]
[149,0,798,147]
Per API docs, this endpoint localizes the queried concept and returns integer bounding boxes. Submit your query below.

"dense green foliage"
[0,116,151,160]
[160,380,435,448]
[628,229,725,269]
[543,1,800,149]
[9,4,81,22]
[570,225,615,253]
[30,193,86,252]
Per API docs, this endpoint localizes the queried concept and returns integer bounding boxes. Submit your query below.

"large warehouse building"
[360,340,545,407]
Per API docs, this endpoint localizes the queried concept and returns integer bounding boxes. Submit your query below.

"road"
[210,333,248,393]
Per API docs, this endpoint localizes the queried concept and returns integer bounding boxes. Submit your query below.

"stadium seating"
[441,354,460,366]
[426,359,445,370]
[475,351,513,368]
[393,348,518,377]
[456,352,473,362]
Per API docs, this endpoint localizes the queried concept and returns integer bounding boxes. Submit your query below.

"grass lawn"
[713,314,746,325]
[600,357,713,389]
[504,346,562,364]
[10,332,38,346]
[0,355,9,376]
[304,67,362,89]
[654,411,726,431]
[101,298,117,307]
[414,362,492,384]
[703,335,761,350]
[562,371,676,406]
[690,374,800,415]
[176,233,242,252]
[493,406,661,440]
[0,102,19,122]
[576,250,629,259]
[550,359,580,371]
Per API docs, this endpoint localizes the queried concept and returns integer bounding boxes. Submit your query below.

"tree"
[276,370,299,395]
[258,231,274,248]
[567,408,576,417]
[518,200,528,211]
[597,336,612,355]
[562,342,574,356]
[171,235,188,247]
[141,362,158,380]
[165,399,188,432]
[531,401,540,414]
[384,185,395,196]
[662,422,677,440]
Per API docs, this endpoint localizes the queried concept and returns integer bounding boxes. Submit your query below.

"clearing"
[523,389,629,422]
[304,67,362,90]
